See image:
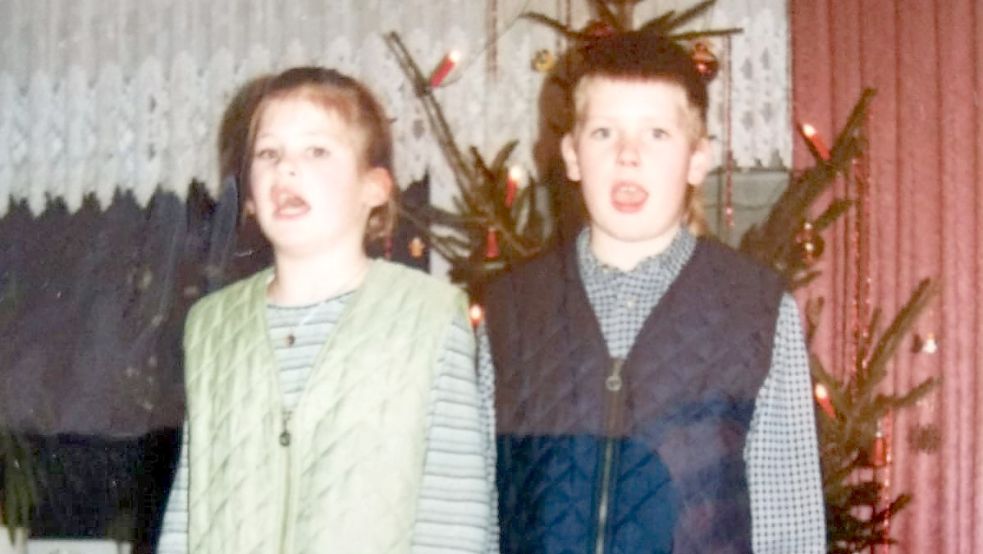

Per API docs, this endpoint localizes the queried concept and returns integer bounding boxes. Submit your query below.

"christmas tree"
[387,1,938,551]
[738,88,940,552]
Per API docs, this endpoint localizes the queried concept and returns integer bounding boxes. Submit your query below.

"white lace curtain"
[0,0,790,217]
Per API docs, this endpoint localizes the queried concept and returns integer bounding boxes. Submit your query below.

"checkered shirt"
[575,227,827,553]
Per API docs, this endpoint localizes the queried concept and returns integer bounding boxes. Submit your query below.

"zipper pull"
[605,358,625,392]
[280,410,292,447]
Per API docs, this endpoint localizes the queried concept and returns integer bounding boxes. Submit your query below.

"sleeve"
[411,313,499,554]
[744,293,827,554]
[155,421,189,554]
[477,325,501,554]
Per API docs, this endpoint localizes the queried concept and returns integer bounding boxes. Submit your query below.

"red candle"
[814,383,835,418]
[429,50,461,88]
[485,227,500,259]
[505,165,522,207]
[468,304,484,327]
[801,123,831,161]
[870,428,887,467]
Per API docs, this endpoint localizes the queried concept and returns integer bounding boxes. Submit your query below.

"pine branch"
[589,0,625,31]
[740,88,876,286]
[520,13,590,42]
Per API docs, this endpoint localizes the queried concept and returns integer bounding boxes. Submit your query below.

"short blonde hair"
[567,30,712,234]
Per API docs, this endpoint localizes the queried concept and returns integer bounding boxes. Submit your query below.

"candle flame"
[468,304,484,326]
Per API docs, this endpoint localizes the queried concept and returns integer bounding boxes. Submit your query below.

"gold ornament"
[532,49,557,73]
[409,236,426,258]
[794,221,825,266]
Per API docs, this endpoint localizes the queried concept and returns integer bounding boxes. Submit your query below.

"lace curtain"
[0,0,789,217]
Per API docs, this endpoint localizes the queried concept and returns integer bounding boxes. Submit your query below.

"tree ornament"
[908,423,942,453]
[582,19,615,39]
[468,304,484,327]
[794,221,825,265]
[690,41,719,82]
[485,228,500,259]
[428,50,461,88]
[532,49,557,73]
[914,332,939,354]
[505,165,523,207]
[814,383,835,419]
[868,421,888,467]
[409,236,426,258]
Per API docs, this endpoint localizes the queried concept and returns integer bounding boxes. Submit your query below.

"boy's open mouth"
[611,181,648,213]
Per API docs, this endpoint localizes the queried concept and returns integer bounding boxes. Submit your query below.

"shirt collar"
[576,225,697,281]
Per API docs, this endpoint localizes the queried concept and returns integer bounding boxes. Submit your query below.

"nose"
[275,154,298,177]
[616,136,639,166]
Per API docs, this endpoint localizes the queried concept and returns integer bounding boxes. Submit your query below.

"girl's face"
[246,96,390,258]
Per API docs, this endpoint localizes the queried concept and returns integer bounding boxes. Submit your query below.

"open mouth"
[272,190,310,218]
[611,181,648,213]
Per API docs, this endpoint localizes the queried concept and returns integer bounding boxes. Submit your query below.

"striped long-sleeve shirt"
[157,292,498,553]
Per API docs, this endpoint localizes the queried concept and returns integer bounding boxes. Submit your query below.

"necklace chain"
[283,300,328,347]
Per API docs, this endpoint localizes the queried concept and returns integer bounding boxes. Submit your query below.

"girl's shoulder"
[370,259,464,299]
[187,268,271,324]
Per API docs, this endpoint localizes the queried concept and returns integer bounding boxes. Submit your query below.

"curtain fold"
[790,1,982,552]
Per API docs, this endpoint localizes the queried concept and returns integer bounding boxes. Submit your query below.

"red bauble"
[690,41,719,82]
[582,19,616,39]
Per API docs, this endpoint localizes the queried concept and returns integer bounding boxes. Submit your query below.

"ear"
[686,137,712,187]
[362,167,394,209]
[560,133,582,182]
[243,199,256,216]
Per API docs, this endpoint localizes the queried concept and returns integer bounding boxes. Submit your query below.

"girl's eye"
[255,148,278,160]
[308,146,329,158]
[650,128,669,139]
[589,127,611,140]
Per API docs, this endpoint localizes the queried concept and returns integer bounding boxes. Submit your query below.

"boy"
[484,32,825,553]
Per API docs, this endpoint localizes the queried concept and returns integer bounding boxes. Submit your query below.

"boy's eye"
[308,146,330,158]
[588,127,611,140]
[650,128,669,139]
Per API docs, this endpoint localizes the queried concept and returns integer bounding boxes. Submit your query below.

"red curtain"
[790,1,983,552]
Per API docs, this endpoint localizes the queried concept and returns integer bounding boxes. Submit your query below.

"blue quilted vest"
[487,238,784,554]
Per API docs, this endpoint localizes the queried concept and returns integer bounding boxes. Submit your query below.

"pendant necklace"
[283,300,328,347]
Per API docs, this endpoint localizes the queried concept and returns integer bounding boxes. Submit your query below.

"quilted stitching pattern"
[184,261,463,553]
[489,240,782,554]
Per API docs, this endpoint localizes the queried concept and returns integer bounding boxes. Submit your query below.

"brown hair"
[568,31,710,235]
[241,66,398,242]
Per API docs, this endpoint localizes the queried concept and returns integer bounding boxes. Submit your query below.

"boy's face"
[561,78,709,261]
[246,97,390,258]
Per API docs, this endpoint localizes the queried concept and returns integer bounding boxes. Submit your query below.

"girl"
[158,67,496,554]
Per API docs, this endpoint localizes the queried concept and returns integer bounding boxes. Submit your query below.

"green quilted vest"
[183,260,466,554]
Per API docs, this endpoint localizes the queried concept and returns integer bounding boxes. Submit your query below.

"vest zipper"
[279,408,295,552]
[595,357,626,554]
[280,409,293,446]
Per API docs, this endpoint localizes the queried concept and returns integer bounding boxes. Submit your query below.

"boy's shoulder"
[691,237,785,288]
[489,240,569,288]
